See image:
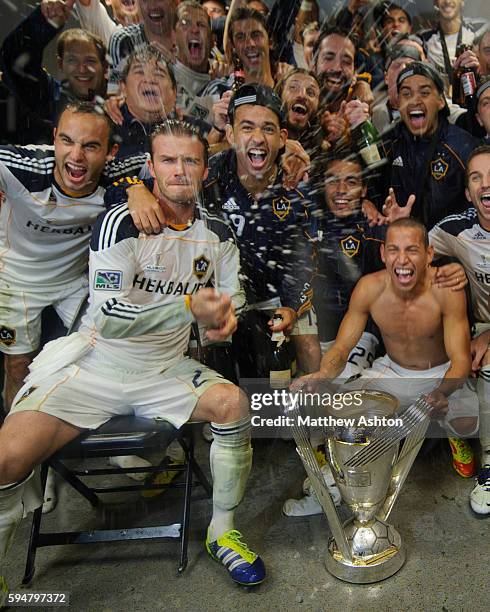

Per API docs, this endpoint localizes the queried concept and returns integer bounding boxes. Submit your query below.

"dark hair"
[149,119,209,165]
[313,24,357,71]
[228,6,269,48]
[466,145,490,184]
[57,28,106,65]
[121,43,177,90]
[274,68,320,99]
[385,218,429,248]
[374,2,412,27]
[56,100,115,149]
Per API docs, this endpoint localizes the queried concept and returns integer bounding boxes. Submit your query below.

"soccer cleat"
[448,437,476,478]
[206,529,266,586]
[283,463,341,516]
[469,465,490,516]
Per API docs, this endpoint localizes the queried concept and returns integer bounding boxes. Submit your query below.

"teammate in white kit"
[429,145,490,515]
[0,101,146,410]
[0,120,266,594]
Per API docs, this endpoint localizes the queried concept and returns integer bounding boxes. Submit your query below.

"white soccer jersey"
[429,207,490,323]
[0,145,147,288]
[79,204,245,372]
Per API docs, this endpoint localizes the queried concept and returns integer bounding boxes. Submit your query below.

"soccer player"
[0,102,145,412]
[0,120,265,595]
[295,218,478,438]
[429,145,490,514]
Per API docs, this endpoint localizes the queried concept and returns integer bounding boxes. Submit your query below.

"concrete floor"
[3,437,489,612]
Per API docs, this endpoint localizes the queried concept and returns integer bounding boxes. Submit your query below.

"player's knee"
[210,385,249,424]
[448,416,479,437]
[0,442,34,485]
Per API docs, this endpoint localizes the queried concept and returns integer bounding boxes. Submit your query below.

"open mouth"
[480,192,490,208]
[247,148,267,170]
[324,74,345,90]
[333,198,351,210]
[148,10,165,23]
[394,267,414,284]
[188,39,202,60]
[65,162,87,184]
[140,86,161,101]
[244,50,261,64]
[291,103,308,117]
[408,109,426,129]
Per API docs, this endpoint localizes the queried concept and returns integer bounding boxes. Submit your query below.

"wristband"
[184,295,192,311]
[212,124,226,135]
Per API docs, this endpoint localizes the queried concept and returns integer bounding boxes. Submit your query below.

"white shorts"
[0,278,88,355]
[350,355,479,431]
[9,350,232,431]
[321,332,378,382]
[291,307,318,336]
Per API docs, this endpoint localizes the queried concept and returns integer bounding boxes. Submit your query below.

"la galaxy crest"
[340,235,360,258]
[430,157,449,181]
[0,325,16,347]
[193,254,210,279]
[272,196,291,220]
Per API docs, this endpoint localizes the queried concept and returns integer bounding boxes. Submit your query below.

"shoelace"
[477,465,490,488]
[224,530,253,556]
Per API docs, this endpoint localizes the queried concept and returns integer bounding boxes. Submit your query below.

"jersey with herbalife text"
[0,145,147,288]
[79,204,245,372]
[429,207,490,323]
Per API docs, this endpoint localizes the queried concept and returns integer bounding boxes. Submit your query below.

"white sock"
[477,367,490,464]
[0,473,34,573]
[208,417,252,541]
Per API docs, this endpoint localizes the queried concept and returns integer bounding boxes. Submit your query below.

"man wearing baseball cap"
[380,61,478,230]
[209,82,320,376]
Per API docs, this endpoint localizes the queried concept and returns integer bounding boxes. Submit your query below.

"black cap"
[385,44,422,69]
[228,83,286,127]
[396,61,450,116]
[476,78,490,102]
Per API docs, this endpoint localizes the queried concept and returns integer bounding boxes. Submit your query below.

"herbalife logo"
[94,270,122,290]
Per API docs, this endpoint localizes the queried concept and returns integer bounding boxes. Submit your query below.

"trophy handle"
[378,422,428,522]
[296,446,353,562]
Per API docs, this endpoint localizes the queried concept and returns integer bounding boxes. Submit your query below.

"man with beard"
[108,0,178,92]
[0,0,107,134]
[274,68,323,155]
[382,61,478,230]
[312,26,374,149]
[0,120,266,597]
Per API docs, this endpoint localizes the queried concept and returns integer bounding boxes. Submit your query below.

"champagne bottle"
[351,119,385,168]
[269,315,292,389]
[231,55,245,93]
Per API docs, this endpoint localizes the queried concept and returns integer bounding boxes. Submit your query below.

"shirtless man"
[297,218,476,436]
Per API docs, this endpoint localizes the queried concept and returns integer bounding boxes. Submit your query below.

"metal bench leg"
[178,455,193,574]
[49,459,100,507]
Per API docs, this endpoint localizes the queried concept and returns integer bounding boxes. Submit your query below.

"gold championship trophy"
[286,390,431,584]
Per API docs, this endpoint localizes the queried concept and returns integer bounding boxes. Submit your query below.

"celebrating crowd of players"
[0,0,489,594]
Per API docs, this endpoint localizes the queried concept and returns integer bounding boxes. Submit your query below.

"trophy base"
[325,518,406,584]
